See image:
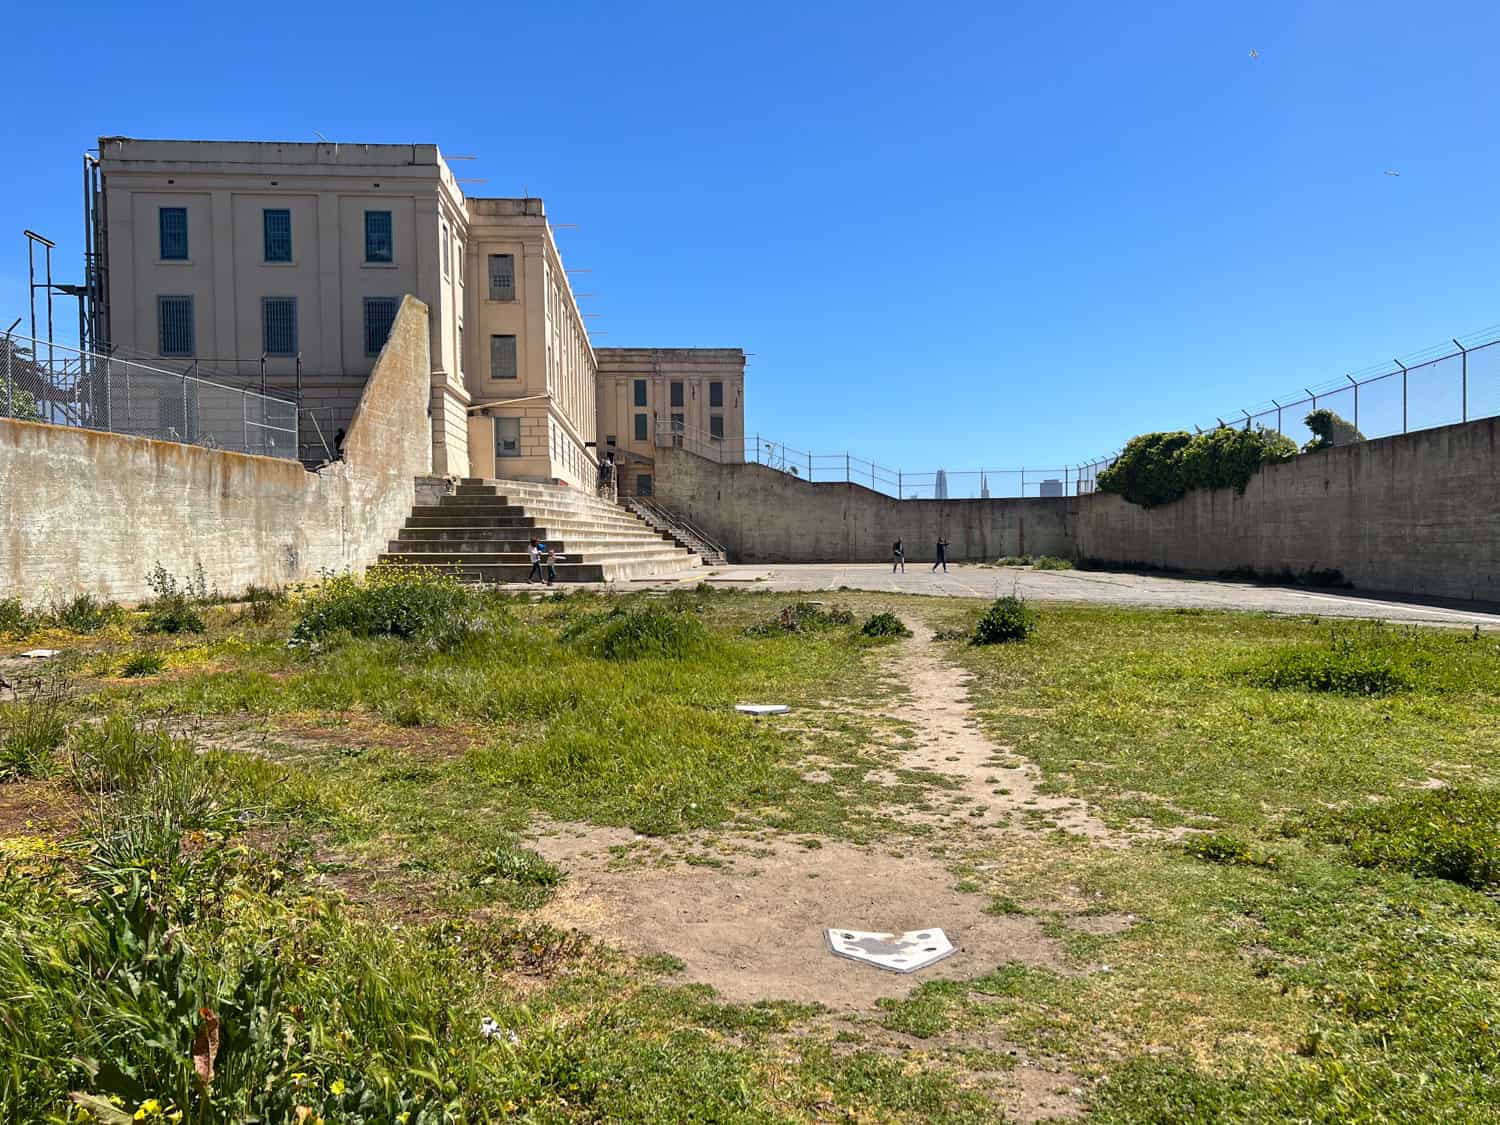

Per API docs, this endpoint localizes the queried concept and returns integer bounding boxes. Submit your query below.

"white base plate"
[825,928,956,973]
[736,704,790,715]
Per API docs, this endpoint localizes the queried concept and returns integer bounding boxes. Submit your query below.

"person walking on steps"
[932,536,949,574]
[892,538,905,573]
[527,538,544,584]
[542,541,559,586]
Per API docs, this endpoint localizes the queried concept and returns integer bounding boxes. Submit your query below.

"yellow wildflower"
[133,1099,162,1121]
[328,1077,346,1096]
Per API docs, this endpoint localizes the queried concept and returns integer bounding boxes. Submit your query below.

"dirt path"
[873,621,1118,841]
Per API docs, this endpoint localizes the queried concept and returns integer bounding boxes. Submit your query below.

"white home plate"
[735,704,790,715]
[825,928,956,973]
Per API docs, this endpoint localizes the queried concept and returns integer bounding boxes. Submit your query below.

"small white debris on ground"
[19,649,61,659]
[735,704,790,715]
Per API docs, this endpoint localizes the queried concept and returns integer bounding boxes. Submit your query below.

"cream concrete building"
[93,137,743,492]
[595,348,745,497]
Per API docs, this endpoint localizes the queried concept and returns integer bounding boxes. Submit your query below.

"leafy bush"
[141,564,206,635]
[1097,426,1296,508]
[745,602,854,636]
[1303,408,1365,452]
[859,612,911,639]
[1302,784,1500,890]
[563,605,713,661]
[0,681,68,780]
[291,567,473,648]
[471,844,565,909]
[239,583,286,624]
[0,597,34,635]
[1183,833,1279,869]
[973,596,1036,645]
[1031,556,1073,571]
[120,650,167,677]
[994,556,1033,567]
[49,593,122,633]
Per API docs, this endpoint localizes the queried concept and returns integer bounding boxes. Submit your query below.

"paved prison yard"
[618,562,1500,629]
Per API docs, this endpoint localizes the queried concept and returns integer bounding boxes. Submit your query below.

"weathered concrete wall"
[1,296,432,604]
[1073,416,1500,603]
[652,447,1071,563]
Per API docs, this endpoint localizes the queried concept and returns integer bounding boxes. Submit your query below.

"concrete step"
[376,557,699,584]
[384,543,693,563]
[379,548,693,569]
[395,525,671,545]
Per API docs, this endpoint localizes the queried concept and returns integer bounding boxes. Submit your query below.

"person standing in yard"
[932,536,950,573]
[527,538,543,584]
[892,538,905,573]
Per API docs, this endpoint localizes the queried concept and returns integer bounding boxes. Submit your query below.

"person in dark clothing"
[932,536,950,573]
[527,537,543,584]
[892,538,905,573]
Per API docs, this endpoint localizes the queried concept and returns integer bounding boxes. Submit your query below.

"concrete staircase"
[379,478,702,583]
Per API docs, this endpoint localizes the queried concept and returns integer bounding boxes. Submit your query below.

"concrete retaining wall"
[1073,416,1500,603]
[651,447,1071,563]
[1,295,433,604]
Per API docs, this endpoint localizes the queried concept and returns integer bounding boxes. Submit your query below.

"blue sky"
[3,0,1497,473]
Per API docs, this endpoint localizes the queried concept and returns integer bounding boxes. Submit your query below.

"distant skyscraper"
[980,472,991,499]
[934,469,949,499]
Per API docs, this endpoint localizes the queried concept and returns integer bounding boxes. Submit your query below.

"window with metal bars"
[710,414,724,440]
[490,334,518,380]
[709,381,724,408]
[159,208,188,261]
[488,254,515,300]
[263,209,292,262]
[364,210,393,263]
[262,297,297,356]
[494,416,521,458]
[633,379,647,407]
[634,413,648,441]
[363,297,398,356]
[670,381,684,408]
[157,295,194,356]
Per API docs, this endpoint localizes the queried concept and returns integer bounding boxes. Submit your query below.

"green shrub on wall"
[1097,426,1296,508]
[1303,408,1364,452]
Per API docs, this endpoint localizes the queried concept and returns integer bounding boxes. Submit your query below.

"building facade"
[94,137,743,492]
[595,348,746,497]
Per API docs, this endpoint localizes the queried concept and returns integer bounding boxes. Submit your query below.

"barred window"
[633,379,647,407]
[364,210,393,263]
[262,297,297,356]
[634,413,648,441]
[157,295,194,357]
[159,208,188,261]
[490,334,518,380]
[488,254,515,300]
[363,297,398,356]
[263,209,292,262]
[495,416,521,458]
[710,414,724,440]
[670,381,684,408]
[709,380,724,408]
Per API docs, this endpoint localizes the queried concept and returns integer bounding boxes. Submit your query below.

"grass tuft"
[972,595,1035,645]
[859,612,911,639]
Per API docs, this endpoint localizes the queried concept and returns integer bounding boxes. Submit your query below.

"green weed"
[973,595,1035,645]
[120,650,167,677]
[0,680,68,779]
[859,611,911,639]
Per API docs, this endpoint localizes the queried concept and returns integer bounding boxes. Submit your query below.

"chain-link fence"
[670,326,1500,501]
[1,333,298,459]
[1074,329,1500,492]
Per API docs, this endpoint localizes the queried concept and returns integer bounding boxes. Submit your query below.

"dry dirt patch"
[530,828,1067,1009]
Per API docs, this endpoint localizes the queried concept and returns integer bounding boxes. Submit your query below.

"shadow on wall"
[0,295,434,603]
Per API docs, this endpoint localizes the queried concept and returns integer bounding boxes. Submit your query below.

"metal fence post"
[1454,338,1468,422]
[898,470,903,499]
[845,452,850,483]
[1394,359,1408,432]
[1345,375,1358,433]
[3,333,11,417]
[182,375,190,443]
[1272,398,1282,434]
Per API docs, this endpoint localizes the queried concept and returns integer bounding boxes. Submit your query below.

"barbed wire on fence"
[671,324,1500,500]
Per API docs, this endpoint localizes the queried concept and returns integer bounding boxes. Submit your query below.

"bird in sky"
[1248,48,1259,60]
[1384,170,1402,177]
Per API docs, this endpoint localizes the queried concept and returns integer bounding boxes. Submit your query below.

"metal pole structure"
[845,452,850,484]
[898,470,903,499]
[1305,388,1317,413]
[45,241,54,379]
[296,352,303,409]
[182,372,189,443]
[1453,338,1468,422]
[1020,467,1025,496]
[755,433,760,465]
[1271,398,1282,434]
[3,321,14,418]
[807,451,812,480]
[1345,374,1358,433]
[1241,410,1252,431]
[1394,360,1408,432]
[260,353,267,397]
